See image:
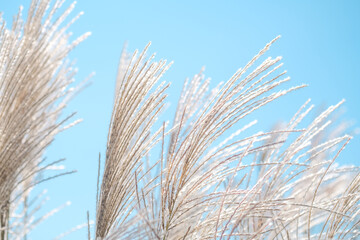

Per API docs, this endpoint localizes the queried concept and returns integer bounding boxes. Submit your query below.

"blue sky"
[2,0,360,239]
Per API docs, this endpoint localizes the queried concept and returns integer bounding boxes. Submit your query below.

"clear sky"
[2,0,360,239]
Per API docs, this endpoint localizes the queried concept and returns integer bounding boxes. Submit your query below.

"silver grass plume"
[0,0,89,239]
[94,37,357,239]
[1,0,358,239]
[94,38,360,239]
[95,43,172,239]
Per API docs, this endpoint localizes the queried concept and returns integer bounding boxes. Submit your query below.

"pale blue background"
[2,0,360,239]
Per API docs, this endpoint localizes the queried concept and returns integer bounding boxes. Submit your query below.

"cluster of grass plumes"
[0,0,359,240]
[94,40,360,239]
[0,0,89,239]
